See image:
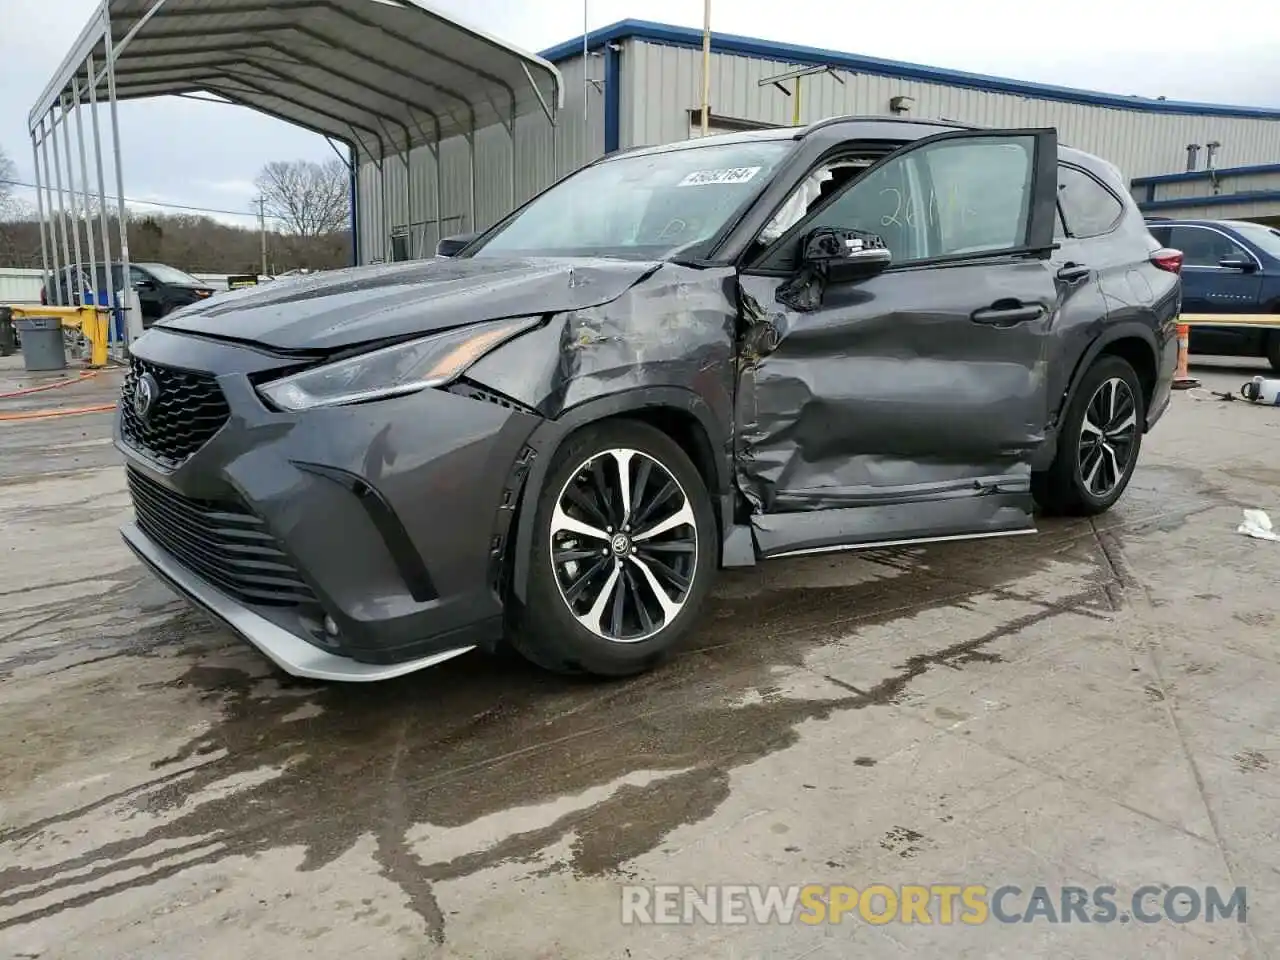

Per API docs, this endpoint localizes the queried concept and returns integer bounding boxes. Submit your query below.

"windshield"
[142,263,204,285]
[1229,221,1280,260]
[470,139,795,260]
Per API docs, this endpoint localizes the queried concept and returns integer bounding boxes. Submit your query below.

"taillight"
[1151,247,1183,274]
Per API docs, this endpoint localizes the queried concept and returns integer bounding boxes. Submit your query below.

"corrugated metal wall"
[622,41,1280,181]
[355,53,604,263]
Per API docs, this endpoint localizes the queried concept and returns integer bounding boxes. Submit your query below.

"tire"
[508,419,718,677]
[1032,355,1145,517]
[1266,331,1280,374]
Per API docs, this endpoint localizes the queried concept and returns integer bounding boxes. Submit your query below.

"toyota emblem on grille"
[133,372,159,421]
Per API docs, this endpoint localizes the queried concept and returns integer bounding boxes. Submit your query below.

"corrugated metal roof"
[30,0,565,153]
[541,19,1280,122]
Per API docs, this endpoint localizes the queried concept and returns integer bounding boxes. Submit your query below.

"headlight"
[257,316,539,412]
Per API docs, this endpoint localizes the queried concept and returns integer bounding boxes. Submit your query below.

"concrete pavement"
[2,355,1279,959]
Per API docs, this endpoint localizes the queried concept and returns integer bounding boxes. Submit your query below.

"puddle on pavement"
[0,477,1210,942]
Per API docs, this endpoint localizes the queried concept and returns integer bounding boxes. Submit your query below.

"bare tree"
[254,159,350,237]
[0,145,17,216]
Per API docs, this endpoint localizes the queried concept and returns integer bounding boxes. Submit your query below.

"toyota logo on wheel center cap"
[610,533,631,556]
[133,372,159,421]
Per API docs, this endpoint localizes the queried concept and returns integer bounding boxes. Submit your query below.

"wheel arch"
[1058,324,1160,431]
[502,387,734,607]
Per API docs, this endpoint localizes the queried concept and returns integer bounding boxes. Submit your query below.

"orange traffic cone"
[1172,322,1200,390]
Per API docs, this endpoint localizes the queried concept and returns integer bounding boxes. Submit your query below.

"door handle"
[970,303,1045,326]
[1056,263,1092,283]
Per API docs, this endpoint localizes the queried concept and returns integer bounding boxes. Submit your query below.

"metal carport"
[28,0,564,357]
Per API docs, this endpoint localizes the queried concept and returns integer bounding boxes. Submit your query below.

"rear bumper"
[123,521,477,681]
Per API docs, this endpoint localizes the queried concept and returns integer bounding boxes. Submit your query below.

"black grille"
[128,468,318,607]
[121,358,230,468]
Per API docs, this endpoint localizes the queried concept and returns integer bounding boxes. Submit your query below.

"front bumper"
[122,521,476,681]
[116,329,543,679]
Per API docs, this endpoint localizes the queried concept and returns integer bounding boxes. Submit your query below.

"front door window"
[797,135,1037,263]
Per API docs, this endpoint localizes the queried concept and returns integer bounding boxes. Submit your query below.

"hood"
[156,257,664,352]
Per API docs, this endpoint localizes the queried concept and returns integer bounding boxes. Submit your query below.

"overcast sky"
[1,0,1277,228]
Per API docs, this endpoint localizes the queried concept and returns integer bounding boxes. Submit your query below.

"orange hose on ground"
[0,370,99,400]
[0,402,116,422]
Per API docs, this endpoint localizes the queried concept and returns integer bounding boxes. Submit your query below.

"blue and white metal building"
[356,18,1280,263]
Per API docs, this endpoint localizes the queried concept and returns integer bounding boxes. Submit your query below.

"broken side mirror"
[798,227,892,283]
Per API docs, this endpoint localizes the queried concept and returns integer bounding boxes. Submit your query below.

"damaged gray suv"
[116,117,1181,682]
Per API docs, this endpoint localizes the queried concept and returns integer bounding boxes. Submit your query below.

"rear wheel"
[508,419,718,677]
[1266,330,1280,374]
[1033,355,1145,516]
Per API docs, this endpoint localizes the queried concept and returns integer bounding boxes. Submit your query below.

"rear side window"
[1057,166,1124,238]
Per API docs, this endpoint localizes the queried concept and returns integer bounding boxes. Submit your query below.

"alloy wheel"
[1077,377,1138,499]
[549,448,698,643]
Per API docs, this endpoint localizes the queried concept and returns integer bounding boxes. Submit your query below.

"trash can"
[0,307,15,357]
[14,317,67,372]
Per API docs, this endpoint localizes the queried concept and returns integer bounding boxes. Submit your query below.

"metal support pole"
[30,134,51,285]
[73,74,99,307]
[37,124,63,306]
[60,99,86,303]
[103,4,136,346]
[62,92,91,309]
[378,140,389,260]
[401,130,412,258]
[509,104,518,213]
[431,144,442,253]
[47,114,73,302]
[87,52,118,352]
[257,197,267,276]
[582,0,589,165]
[466,133,477,233]
[700,0,712,136]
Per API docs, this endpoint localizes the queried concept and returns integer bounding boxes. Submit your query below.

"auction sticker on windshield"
[678,166,762,187]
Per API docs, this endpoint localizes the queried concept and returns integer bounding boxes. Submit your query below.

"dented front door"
[733,129,1061,558]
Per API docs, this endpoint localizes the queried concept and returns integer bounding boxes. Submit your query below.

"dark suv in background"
[43,262,216,328]
[1145,218,1280,371]
[116,118,1180,683]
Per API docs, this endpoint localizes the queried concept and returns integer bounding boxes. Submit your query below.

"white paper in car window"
[677,166,762,187]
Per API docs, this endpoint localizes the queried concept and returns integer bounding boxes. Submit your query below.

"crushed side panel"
[734,263,1054,518]
[465,263,740,448]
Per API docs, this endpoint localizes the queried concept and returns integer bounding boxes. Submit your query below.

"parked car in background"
[116,117,1179,684]
[42,262,217,328]
[1145,218,1280,371]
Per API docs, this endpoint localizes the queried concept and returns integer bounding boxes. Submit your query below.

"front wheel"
[1033,355,1145,516]
[508,419,718,677]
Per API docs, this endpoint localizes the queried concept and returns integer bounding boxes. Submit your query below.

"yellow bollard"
[77,305,109,368]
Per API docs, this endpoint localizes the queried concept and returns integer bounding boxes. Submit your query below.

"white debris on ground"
[1238,508,1280,541]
